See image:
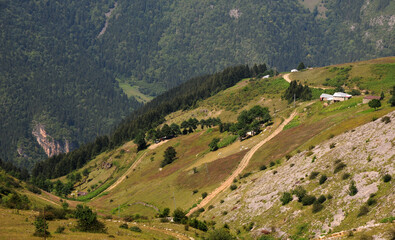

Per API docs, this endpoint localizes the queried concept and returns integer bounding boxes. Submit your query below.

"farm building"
[363,95,380,104]
[333,92,352,102]
[291,69,298,73]
[320,93,334,101]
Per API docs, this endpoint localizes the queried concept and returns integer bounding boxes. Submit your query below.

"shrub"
[220,200,224,203]
[342,173,351,180]
[348,181,358,196]
[280,192,293,205]
[33,216,50,237]
[119,223,128,229]
[301,195,316,206]
[383,174,392,182]
[260,165,267,171]
[306,151,313,156]
[197,208,205,213]
[27,184,42,194]
[74,204,106,233]
[209,138,220,151]
[327,194,333,200]
[285,154,292,160]
[357,205,369,217]
[292,186,307,202]
[329,143,336,149]
[309,145,315,150]
[381,116,391,124]
[208,228,236,240]
[317,195,326,204]
[309,171,319,180]
[334,162,346,173]
[312,202,324,213]
[173,208,187,223]
[328,134,335,139]
[269,161,275,167]
[208,205,214,210]
[193,189,198,194]
[230,185,237,191]
[222,211,228,215]
[55,226,65,234]
[319,175,327,184]
[202,192,208,199]
[130,226,142,232]
[367,198,376,206]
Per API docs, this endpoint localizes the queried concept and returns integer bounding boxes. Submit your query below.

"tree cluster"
[220,105,271,138]
[283,80,312,103]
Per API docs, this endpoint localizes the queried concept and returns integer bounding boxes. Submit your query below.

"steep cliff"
[32,124,73,157]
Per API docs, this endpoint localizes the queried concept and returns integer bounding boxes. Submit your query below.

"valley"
[1,57,393,239]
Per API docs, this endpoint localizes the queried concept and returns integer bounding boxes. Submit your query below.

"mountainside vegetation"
[1,0,394,169]
[0,0,141,169]
[0,58,394,239]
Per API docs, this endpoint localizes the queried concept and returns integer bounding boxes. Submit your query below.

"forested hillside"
[95,0,394,96]
[0,0,140,169]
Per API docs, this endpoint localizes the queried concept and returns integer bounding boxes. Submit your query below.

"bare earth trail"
[186,110,298,216]
[283,73,333,90]
[99,140,169,195]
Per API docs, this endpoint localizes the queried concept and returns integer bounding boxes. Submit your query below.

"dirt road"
[103,152,148,193]
[186,111,298,216]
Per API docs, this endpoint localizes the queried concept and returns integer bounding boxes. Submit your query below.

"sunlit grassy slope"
[25,57,394,239]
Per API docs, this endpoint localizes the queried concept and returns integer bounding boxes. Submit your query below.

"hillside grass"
[290,57,395,94]
[117,81,153,103]
[0,207,192,240]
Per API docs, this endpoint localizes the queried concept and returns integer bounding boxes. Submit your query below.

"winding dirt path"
[186,111,298,216]
[104,152,148,193]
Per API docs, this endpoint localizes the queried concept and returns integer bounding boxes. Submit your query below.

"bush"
[285,154,292,160]
[74,204,106,233]
[301,195,316,206]
[348,181,358,196]
[381,116,391,124]
[259,165,267,171]
[334,162,346,173]
[55,226,65,234]
[292,186,307,202]
[317,195,326,203]
[222,211,228,215]
[230,185,237,191]
[312,202,324,213]
[269,161,275,167]
[280,192,293,205]
[383,174,392,182]
[27,184,42,194]
[319,175,327,184]
[119,223,128,229]
[357,205,369,217]
[173,208,187,223]
[208,205,214,210]
[309,171,319,180]
[209,138,220,151]
[367,198,376,206]
[129,226,142,232]
[208,228,235,240]
[202,192,208,199]
[193,189,198,194]
[33,216,50,237]
[329,143,336,149]
[342,173,351,180]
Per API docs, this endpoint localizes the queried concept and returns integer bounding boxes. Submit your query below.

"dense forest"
[0,0,140,169]
[1,0,394,169]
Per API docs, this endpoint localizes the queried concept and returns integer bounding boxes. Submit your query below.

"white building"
[291,69,298,73]
[320,93,334,101]
[333,92,352,102]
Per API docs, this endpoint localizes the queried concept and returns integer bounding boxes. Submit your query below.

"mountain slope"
[0,0,141,169]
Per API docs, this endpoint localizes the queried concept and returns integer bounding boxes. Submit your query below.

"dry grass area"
[203,110,395,239]
[0,207,193,240]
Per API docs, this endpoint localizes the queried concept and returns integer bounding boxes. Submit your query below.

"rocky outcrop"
[32,124,72,157]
